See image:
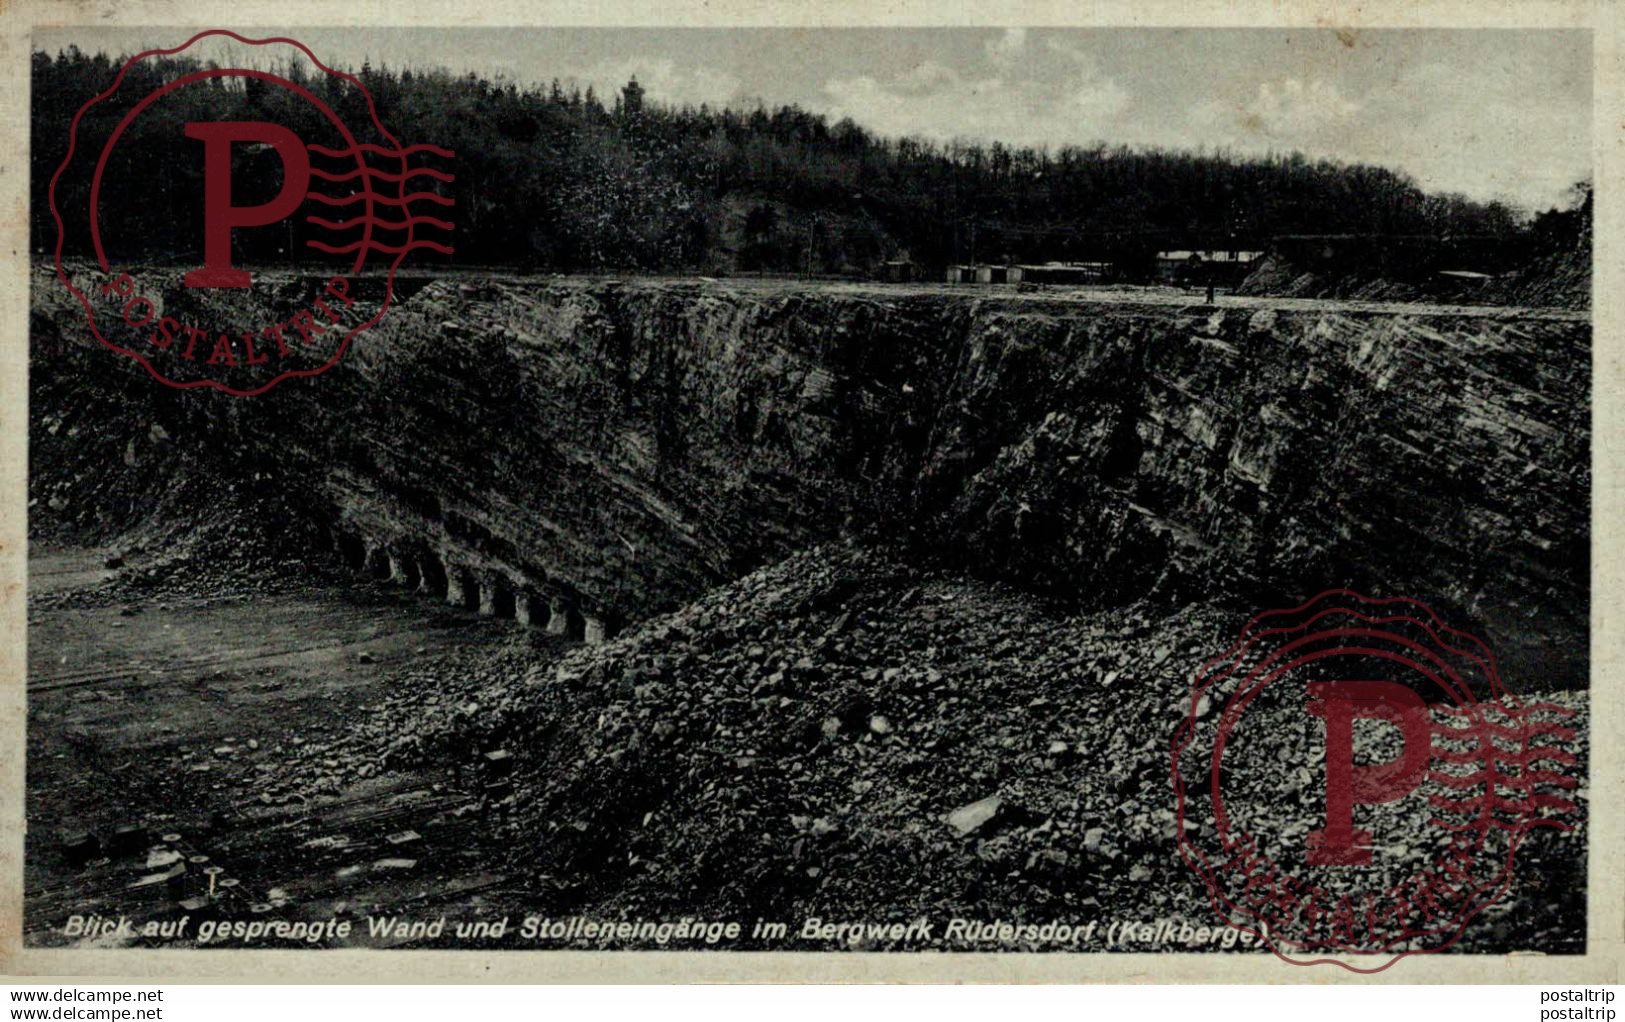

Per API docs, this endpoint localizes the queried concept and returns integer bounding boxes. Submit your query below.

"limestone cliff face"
[31,273,1590,682]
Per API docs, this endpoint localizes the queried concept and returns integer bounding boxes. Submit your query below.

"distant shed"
[1155,249,1263,286]
[1019,262,1114,285]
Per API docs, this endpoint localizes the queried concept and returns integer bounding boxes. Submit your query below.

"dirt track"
[25,547,547,948]
[247,264,1593,322]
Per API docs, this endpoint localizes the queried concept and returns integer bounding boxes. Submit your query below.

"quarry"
[25,267,1590,953]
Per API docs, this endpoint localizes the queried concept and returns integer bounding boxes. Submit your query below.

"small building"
[1155,249,1263,286]
[1155,251,1200,283]
[1437,269,1494,288]
[876,259,917,283]
[1019,261,1114,286]
[945,265,975,283]
[973,265,1010,284]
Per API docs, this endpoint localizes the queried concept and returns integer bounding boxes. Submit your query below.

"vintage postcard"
[0,0,1618,986]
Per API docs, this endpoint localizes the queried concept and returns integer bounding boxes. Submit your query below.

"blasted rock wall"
[325,280,1589,675]
[31,273,1589,680]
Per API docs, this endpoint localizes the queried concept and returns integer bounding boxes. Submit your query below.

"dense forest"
[33,46,1580,276]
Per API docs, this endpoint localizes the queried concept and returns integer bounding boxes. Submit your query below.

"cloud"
[894,61,959,96]
[820,32,1130,148]
[1182,63,1584,209]
[985,28,1027,67]
[1188,77,1359,146]
[1351,61,1588,209]
[1063,61,1131,123]
[549,31,1582,213]
[1246,78,1360,137]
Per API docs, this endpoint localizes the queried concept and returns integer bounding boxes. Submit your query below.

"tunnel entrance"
[516,592,547,628]
[452,568,480,612]
[337,533,366,572]
[418,552,448,600]
[493,585,517,619]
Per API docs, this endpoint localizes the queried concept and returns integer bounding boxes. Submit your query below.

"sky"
[36,26,1593,212]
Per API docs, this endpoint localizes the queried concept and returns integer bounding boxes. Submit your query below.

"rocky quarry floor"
[28,531,1588,956]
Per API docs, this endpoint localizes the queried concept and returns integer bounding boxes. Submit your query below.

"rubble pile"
[28,267,332,608]
[31,475,329,611]
[1236,247,1591,310]
[287,542,1586,952]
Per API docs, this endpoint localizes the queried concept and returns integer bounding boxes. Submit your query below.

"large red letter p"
[1306,681,1432,866]
[185,122,311,288]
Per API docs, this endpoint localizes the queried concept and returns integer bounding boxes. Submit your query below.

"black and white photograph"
[10,13,1604,988]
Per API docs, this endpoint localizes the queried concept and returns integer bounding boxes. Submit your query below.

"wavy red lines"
[310,166,454,184]
[1431,719,1576,741]
[306,214,455,231]
[303,136,454,256]
[1435,701,1576,719]
[306,239,456,255]
[1430,743,1576,766]
[1418,698,1581,842]
[1428,792,1578,814]
[1427,768,1576,789]
[308,142,455,158]
[1428,815,1569,834]
[306,191,455,208]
